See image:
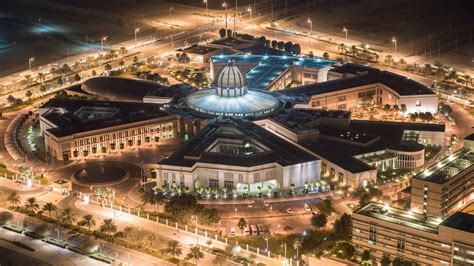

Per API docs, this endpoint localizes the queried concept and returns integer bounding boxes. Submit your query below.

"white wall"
[399,95,438,114]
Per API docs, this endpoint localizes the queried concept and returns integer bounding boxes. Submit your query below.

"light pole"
[134,28,140,44]
[203,0,208,14]
[223,2,228,37]
[101,36,107,53]
[307,18,312,47]
[28,57,34,72]
[234,0,238,34]
[392,37,397,56]
[248,6,252,20]
[192,215,199,245]
[168,7,173,27]
[343,27,348,42]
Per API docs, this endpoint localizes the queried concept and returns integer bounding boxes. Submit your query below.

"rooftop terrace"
[356,203,441,234]
[413,148,474,184]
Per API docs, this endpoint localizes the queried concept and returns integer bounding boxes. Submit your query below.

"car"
[248,203,253,208]
[263,202,269,207]
[286,208,293,214]
[230,227,236,236]
[304,204,312,213]
[244,225,250,236]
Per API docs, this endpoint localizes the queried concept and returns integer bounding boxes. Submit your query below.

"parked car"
[244,225,250,236]
[248,203,253,208]
[304,203,312,213]
[230,227,236,236]
[286,208,293,214]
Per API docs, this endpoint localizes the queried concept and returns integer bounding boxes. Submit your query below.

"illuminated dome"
[215,61,247,97]
[185,61,279,118]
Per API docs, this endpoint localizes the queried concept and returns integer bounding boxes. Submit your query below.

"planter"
[83,150,89,156]
[119,143,124,150]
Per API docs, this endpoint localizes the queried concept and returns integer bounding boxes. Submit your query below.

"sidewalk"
[73,199,281,266]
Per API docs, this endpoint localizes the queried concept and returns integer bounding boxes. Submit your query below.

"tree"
[24,197,40,212]
[308,51,314,58]
[322,52,330,59]
[293,239,302,258]
[164,240,182,259]
[7,95,16,106]
[392,105,400,113]
[292,43,301,55]
[39,84,47,93]
[381,255,391,266]
[25,90,33,99]
[186,245,204,265]
[226,29,232,38]
[383,104,391,112]
[177,53,191,64]
[316,199,335,215]
[335,242,355,260]
[42,202,57,218]
[311,213,328,229]
[123,226,134,247]
[7,192,20,208]
[333,213,351,241]
[271,40,278,48]
[91,69,97,77]
[237,218,247,235]
[78,214,96,231]
[400,104,407,113]
[74,74,81,83]
[142,232,158,249]
[60,207,76,224]
[100,219,117,236]
[0,211,13,225]
[118,60,125,68]
[284,41,293,53]
[212,253,227,266]
[104,63,112,73]
[219,28,226,38]
[361,250,371,263]
[277,41,285,50]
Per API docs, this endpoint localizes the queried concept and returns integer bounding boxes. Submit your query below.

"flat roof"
[178,44,220,55]
[413,148,473,184]
[211,55,335,90]
[441,212,474,233]
[41,99,173,138]
[355,203,441,234]
[269,109,350,133]
[159,120,319,168]
[280,63,435,98]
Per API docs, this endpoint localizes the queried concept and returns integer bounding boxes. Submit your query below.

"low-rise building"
[39,99,181,161]
[411,134,474,218]
[352,202,474,265]
[152,120,320,194]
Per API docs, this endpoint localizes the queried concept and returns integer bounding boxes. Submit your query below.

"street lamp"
[307,18,312,47]
[134,28,140,44]
[192,215,199,245]
[203,0,208,14]
[392,37,397,56]
[223,2,228,37]
[28,57,35,72]
[101,36,107,53]
[169,7,173,27]
[247,6,252,33]
[343,27,348,41]
[234,0,238,33]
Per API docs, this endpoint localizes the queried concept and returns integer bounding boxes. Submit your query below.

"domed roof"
[216,61,246,89]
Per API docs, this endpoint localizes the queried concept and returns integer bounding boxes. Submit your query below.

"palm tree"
[142,232,158,249]
[99,219,117,236]
[24,197,40,212]
[123,226,134,248]
[237,218,247,235]
[60,207,77,224]
[293,239,302,258]
[78,214,96,231]
[283,225,293,236]
[42,202,57,217]
[185,245,204,265]
[7,192,20,208]
[164,240,182,259]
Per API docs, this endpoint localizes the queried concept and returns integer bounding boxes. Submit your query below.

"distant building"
[281,64,438,114]
[39,99,181,161]
[411,134,474,218]
[152,119,320,193]
[352,202,474,265]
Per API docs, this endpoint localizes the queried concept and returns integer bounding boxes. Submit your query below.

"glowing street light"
[28,57,35,72]
[343,26,348,41]
[169,7,174,27]
[247,6,252,20]
[307,18,312,47]
[192,215,199,245]
[101,36,107,53]
[223,2,228,37]
[203,0,208,14]
[392,37,397,56]
[134,28,140,44]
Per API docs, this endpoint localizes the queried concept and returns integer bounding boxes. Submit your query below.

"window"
[254,173,260,182]
[338,95,347,102]
[338,172,344,183]
[209,179,219,188]
[238,174,244,183]
[337,104,346,110]
[312,100,320,107]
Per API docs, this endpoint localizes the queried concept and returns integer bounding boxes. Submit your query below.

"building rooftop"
[355,203,441,234]
[177,44,220,55]
[440,212,474,233]
[159,119,319,168]
[211,55,334,90]
[41,99,173,138]
[280,63,435,99]
[413,148,474,184]
[465,133,474,141]
[269,109,350,133]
